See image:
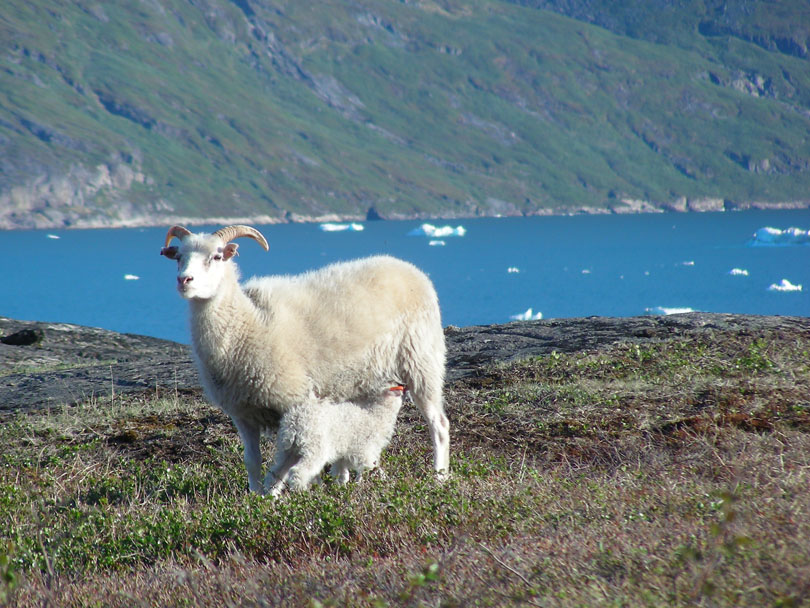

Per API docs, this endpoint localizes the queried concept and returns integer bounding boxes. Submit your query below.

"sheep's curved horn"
[163,225,192,248]
[213,225,269,251]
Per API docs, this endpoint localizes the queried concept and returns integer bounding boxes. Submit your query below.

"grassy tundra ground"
[2,327,809,606]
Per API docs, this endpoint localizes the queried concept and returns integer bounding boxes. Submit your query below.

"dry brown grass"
[3,328,809,607]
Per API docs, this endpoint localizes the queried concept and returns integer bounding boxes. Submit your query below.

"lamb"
[267,384,406,496]
[160,225,449,494]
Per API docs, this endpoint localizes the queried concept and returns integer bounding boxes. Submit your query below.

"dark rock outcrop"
[2,313,808,412]
[0,317,197,413]
[1,328,44,346]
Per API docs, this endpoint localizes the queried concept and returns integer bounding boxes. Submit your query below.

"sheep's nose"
[178,275,193,286]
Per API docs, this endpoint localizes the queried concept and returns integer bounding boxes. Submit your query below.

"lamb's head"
[160,225,269,300]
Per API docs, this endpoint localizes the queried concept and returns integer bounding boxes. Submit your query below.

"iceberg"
[46,234,60,239]
[750,226,810,246]
[729,268,749,276]
[407,223,466,237]
[767,279,802,292]
[681,261,695,266]
[507,267,520,274]
[510,308,543,321]
[428,240,446,247]
[124,274,140,281]
[319,222,364,232]
[645,306,695,316]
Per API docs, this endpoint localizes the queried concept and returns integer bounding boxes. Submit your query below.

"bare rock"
[0,317,197,413]
[2,313,809,412]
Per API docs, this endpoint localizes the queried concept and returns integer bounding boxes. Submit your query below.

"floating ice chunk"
[46,234,60,239]
[428,240,446,247]
[767,279,802,292]
[408,223,466,237]
[681,261,695,266]
[645,306,695,316]
[750,226,810,246]
[124,274,140,281]
[319,222,364,232]
[510,308,543,321]
[581,269,591,274]
[507,267,520,274]
[729,268,749,276]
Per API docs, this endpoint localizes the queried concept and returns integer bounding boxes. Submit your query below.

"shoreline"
[1,199,808,231]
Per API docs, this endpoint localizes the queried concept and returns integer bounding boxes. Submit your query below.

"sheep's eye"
[212,254,223,261]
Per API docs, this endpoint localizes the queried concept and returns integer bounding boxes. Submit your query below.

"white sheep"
[267,384,406,496]
[160,225,449,493]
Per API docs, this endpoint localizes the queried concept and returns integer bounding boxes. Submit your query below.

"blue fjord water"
[2,210,808,345]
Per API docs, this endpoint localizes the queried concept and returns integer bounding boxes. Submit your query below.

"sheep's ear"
[223,243,239,260]
[161,246,179,260]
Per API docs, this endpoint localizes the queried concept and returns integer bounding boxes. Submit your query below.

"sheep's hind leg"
[232,416,264,494]
[412,392,451,479]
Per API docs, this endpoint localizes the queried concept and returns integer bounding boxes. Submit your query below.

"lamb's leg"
[284,456,328,492]
[329,459,351,484]
[232,416,264,493]
[265,448,301,498]
[412,392,451,479]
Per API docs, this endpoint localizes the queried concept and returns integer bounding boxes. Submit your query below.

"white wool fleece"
[162,225,449,495]
[269,386,405,492]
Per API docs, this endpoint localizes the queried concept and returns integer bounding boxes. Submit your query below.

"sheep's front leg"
[232,416,264,493]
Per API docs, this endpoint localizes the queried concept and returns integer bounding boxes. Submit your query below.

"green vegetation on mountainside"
[513,0,810,63]
[1,0,809,228]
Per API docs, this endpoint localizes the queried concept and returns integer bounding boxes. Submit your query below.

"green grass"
[2,0,810,227]
[2,326,809,606]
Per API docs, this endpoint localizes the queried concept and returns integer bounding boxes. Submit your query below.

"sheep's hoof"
[436,469,451,482]
[265,477,287,497]
[332,471,350,485]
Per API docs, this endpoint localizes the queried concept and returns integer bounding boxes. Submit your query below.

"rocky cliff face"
[0,158,161,229]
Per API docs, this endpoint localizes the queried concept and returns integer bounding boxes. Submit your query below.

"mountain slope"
[1,0,809,228]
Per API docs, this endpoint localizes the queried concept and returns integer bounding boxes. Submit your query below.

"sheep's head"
[160,225,269,300]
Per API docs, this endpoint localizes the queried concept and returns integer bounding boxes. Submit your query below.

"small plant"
[398,560,441,604]
[0,541,18,604]
[734,339,775,372]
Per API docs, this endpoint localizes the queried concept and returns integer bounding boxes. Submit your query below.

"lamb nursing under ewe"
[268,384,407,496]
[160,224,449,494]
